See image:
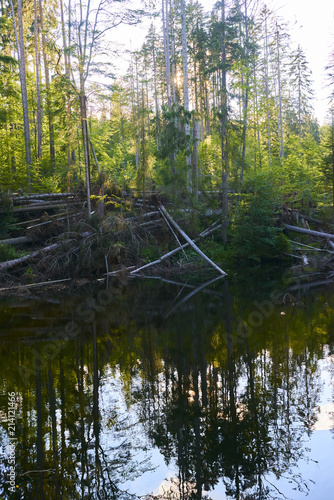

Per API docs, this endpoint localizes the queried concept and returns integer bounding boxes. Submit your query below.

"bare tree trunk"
[151,30,161,151]
[34,0,42,168]
[11,0,32,185]
[162,0,172,107]
[180,0,192,192]
[79,89,92,216]
[221,0,228,244]
[276,25,284,185]
[192,119,200,199]
[264,19,271,166]
[39,0,55,173]
[240,0,250,184]
[60,0,72,189]
[253,61,261,169]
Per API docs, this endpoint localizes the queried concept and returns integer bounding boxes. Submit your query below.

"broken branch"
[158,205,227,276]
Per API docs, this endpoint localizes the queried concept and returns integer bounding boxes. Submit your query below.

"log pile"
[283,216,334,290]
[0,192,86,214]
[0,198,227,287]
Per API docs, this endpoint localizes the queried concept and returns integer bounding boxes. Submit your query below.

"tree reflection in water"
[0,276,332,499]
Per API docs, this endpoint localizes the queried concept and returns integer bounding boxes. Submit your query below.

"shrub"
[230,172,290,263]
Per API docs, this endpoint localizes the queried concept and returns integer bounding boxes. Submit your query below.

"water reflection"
[0,276,333,499]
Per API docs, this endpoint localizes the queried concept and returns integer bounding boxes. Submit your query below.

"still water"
[0,272,334,499]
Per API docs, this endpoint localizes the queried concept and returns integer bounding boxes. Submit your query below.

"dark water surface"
[0,272,334,499]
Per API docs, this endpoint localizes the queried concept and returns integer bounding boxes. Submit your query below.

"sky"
[267,0,334,123]
[111,0,334,124]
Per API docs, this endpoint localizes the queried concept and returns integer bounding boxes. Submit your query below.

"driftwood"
[130,223,221,275]
[159,205,227,276]
[284,224,334,241]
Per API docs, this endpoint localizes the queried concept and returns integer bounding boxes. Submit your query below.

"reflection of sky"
[115,351,334,499]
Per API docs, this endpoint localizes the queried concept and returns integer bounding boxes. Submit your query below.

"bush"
[0,244,17,262]
[230,172,290,263]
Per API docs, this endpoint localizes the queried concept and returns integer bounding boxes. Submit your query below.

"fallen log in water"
[158,205,227,276]
[130,223,222,275]
[287,277,334,292]
[284,224,334,241]
[0,278,72,292]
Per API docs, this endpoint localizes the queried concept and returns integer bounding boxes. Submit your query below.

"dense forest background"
[0,0,334,222]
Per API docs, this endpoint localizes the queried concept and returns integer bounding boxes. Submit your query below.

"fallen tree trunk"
[130,223,221,275]
[0,242,60,271]
[0,233,86,272]
[159,205,227,276]
[11,193,76,202]
[298,213,334,226]
[4,200,85,214]
[0,236,33,245]
[284,224,334,241]
[0,278,72,292]
[288,240,334,254]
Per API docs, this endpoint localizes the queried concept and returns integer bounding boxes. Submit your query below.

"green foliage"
[0,244,17,262]
[230,172,289,263]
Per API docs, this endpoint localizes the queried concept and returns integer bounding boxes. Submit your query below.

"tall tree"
[180,0,192,192]
[38,0,56,173]
[10,0,32,185]
[34,0,42,167]
[220,0,229,244]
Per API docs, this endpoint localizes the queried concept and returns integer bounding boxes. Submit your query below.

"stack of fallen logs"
[0,192,87,246]
[282,210,334,291]
[0,204,228,288]
[0,192,86,214]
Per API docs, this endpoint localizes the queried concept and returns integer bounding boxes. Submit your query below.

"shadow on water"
[0,271,334,499]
